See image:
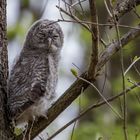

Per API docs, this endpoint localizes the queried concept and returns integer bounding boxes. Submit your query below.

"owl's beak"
[48,38,52,47]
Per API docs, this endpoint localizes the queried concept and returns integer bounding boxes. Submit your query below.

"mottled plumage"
[7,19,63,125]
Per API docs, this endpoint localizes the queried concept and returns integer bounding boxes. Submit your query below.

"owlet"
[7,19,63,125]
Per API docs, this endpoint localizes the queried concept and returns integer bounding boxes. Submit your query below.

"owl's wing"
[9,82,46,119]
[8,56,48,119]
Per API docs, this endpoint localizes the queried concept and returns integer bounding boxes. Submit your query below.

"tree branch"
[96,24,140,73]
[88,0,99,79]
[112,0,140,21]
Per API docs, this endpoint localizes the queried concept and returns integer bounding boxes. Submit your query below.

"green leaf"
[133,56,138,62]
[14,127,23,136]
[71,68,78,77]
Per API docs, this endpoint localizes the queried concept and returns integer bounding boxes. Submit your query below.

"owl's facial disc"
[26,20,63,51]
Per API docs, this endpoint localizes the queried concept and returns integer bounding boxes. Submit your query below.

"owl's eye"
[52,35,59,39]
[40,23,46,29]
[37,31,45,38]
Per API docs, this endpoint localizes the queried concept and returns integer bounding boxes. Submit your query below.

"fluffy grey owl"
[7,19,63,125]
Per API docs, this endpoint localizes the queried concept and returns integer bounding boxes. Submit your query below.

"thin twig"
[58,0,64,20]
[127,78,140,88]
[101,65,107,93]
[96,24,140,73]
[124,57,140,76]
[57,19,140,30]
[70,120,76,140]
[135,92,140,104]
[77,0,85,17]
[104,0,112,17]
[71,0,86,7]
[133,63,140,77]
[62,0,85,18]
[70,88,83,140]
[56,5,91,31]
[133,9,140,19]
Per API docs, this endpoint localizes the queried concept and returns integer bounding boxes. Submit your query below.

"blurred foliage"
[73,123,140,140]
[7,0,140,140]
[8,23,26,40]
[21,0,30,8]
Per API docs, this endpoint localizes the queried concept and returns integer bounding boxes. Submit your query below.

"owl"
[7,19,63,126]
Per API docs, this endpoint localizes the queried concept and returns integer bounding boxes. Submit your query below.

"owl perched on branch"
[7,19,63,125]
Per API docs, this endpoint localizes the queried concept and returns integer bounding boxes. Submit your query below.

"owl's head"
[24,19,63,53]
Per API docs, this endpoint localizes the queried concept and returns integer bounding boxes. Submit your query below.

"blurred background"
[7,0,140,140]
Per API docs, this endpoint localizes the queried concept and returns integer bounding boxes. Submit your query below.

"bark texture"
[0,0,13,139]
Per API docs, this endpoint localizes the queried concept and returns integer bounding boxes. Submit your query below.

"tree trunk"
[0,0,13,139]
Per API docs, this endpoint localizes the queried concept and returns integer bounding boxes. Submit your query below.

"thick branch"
[96,24,140,73]
[113,0,140,20]
[16,24,140,139]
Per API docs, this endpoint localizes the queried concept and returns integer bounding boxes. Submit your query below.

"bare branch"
[96,24,140,73]
[56,5,90,31]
